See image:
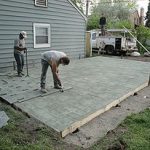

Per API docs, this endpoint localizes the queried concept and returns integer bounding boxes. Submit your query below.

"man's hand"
[56,69,59,73]
[24,48,27,53]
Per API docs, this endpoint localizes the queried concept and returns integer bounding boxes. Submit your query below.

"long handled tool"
[123,26,150,54]
[25,49,29,76]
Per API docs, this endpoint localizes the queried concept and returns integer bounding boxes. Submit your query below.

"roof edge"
[67,0,87,21]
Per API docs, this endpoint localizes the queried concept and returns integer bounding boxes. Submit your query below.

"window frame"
[33,23,51,48]
[35,0,48,7]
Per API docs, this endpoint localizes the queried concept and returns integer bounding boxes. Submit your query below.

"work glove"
[24,48,27,53]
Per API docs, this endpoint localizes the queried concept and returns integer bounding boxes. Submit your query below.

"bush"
[87,14,99,30]
[87,16,133,31]
[108,20,133,29]
[136,26,150,54]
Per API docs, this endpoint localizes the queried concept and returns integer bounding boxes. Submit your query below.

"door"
[115,38,121,50]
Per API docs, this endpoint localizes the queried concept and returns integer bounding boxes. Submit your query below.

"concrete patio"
[0,56,149,137]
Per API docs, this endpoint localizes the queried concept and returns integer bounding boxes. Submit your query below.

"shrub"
[136,26,150,54]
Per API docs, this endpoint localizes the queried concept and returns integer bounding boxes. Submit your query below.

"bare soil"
[123,55,150,62]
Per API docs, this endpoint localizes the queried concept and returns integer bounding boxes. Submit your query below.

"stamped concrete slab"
[0,56,150,137]
[15,57,150,137]
[1,86,72,104]
[0,71,72,103]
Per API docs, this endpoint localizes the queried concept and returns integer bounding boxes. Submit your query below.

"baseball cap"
[20,31,27,38]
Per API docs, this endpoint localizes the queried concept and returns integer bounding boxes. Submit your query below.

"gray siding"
[0,0,86,72]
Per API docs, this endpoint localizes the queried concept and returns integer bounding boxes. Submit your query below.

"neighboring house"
[129,8,144,28]
[139,7,144,25]
[0,0,86,72]
[129,9,140,28]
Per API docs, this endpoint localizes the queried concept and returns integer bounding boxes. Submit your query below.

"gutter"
[68,0,87,22]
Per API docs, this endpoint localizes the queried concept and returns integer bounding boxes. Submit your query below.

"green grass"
[0,102,51,150]
[90,108,150,150]
[121,108,150,150]
[0,100,150,150]
[0,101,81,150]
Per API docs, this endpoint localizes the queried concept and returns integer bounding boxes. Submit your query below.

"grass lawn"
[0,100,150,150]
[90,108,150,150]
[0,101,81,150]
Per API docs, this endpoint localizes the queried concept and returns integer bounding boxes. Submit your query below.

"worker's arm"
[14,39,27,52]
[49,60,62,86]
[14,46,27,51]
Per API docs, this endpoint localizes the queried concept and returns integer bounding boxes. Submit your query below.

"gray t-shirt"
[41,51,66,64]
[14,38,25,54]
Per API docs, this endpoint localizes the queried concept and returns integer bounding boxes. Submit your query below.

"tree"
[145,0,150,27]
[87,0,137,30]
[71,0,84,12]
[136,26,150,53]
[87,14,99,30]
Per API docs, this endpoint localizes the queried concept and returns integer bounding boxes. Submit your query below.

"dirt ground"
[122,55,150,62]
[64,55,150,148]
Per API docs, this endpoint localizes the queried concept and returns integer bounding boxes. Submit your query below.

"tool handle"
[25,48,29,76]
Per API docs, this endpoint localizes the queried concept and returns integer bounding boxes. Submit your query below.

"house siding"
[0,0,86,72]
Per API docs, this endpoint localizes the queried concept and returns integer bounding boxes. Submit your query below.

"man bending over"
[40,50,70,93]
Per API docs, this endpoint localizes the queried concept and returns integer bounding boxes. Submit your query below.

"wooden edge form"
[61,82,148,137]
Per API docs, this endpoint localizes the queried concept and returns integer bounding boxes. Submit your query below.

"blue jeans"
[40,59,60,88]
[14,53,24,74]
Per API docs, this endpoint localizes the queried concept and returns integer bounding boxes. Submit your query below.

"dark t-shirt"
[99,17,106,25]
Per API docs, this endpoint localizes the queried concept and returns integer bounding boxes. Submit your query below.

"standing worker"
[14,31,27,77]
[40,50,70,93]
[99,13,106,36]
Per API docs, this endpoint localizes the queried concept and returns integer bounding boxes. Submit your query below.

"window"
[35,0,47,7]
[92,33,96,40]
[33,23,51,48]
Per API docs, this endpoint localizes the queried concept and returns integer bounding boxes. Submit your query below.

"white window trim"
[33,23,51,48]
[35,0,48,7]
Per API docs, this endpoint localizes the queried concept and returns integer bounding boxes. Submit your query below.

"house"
[129,8,145,28]
[129,9,140,28]
[0,0,86,72]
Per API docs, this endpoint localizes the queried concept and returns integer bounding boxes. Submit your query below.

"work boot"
[41,88,47,93]
[54,85,62,89]
[18,73,22,77]
[20,72,25,76]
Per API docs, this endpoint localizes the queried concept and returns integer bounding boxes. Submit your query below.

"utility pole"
[86,0,89,17]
